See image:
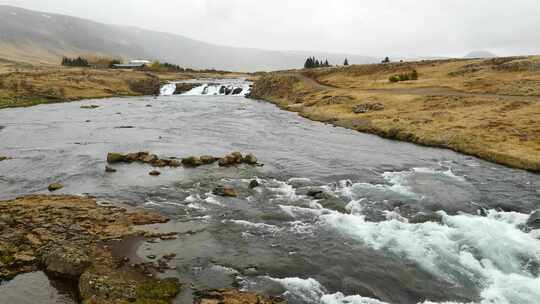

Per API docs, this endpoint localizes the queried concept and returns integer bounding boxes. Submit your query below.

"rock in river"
[213,186,238,197]
[200,155,218,165]
[249,180,260,189]
[243,154,258,165]
[105,166,117,173]
[107,153,125,164]
[527,210,540,230]
[182,156,203,167]
[149,170,161,176]
[48,183,63,192]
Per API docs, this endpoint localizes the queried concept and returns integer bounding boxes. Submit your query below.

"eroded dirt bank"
[248,56,540,171]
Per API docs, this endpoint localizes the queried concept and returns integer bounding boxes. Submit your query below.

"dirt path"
[364,87,540,101]
[292,73,540,102]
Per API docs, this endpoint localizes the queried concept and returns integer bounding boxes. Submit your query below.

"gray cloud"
[2,0,539,57]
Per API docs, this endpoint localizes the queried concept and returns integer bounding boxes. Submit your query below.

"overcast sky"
[2,0,540,57]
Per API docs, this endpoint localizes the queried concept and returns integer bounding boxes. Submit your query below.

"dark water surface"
[0,82,539,304]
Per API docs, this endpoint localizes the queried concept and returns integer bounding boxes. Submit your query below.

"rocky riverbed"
[0,195,281,304]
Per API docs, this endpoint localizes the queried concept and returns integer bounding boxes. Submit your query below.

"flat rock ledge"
[0,195,180,304]
[0,195,288,304]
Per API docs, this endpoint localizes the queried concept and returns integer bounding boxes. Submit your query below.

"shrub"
[389,75,400,82]
[389,70,418,83]
[410,69,419,80]
[398,74,410,81]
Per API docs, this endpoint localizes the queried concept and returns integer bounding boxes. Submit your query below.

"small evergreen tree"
[343,58,349,66]
[382,57,390,63]
[324,59,329,67]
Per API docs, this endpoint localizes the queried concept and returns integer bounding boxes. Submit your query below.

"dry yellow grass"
[0,59,247,108]
[250,57,540,171]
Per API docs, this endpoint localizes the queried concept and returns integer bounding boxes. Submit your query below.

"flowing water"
[0,79,538,304]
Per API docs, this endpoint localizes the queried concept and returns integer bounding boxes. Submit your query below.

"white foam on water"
[270,180,303,201]
[182,82,251,96]
[269,276,539,304]
[279,204,326,219]
[159,201,184,207]
[380,170,419,197]
[186,203,207,211]
[320,209,540,304]
[160,83,176,96]
[143,201,161,207]
[228,220,281,234]
[269,277,390,304]
[185,194,200,203]
[412,167,466,182]
[203,193,223,206]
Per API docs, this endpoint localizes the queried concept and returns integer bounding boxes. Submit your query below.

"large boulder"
[39,244,91,278]
[232,87,243,95]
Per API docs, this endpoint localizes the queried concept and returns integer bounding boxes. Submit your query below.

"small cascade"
[182,83,251,96]
[159,83,177,96]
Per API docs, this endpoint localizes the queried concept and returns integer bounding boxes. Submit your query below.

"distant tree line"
[61,56,89,67]
[304,57,331,69]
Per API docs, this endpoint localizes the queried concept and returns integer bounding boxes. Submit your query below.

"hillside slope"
[0,5,375,71]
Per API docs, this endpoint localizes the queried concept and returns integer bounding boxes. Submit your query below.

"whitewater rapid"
[234,172,540,304]
[159,79,251,96]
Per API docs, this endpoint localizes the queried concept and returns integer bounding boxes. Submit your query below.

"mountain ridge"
[0,5,377,71]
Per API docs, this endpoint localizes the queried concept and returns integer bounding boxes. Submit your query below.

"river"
[0,80,539,304]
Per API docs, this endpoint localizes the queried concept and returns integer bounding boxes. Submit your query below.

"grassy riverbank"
[0,59,245,109]
[249,56,540,171]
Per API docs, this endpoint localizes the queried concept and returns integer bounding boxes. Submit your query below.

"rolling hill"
[0,5,376,71]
